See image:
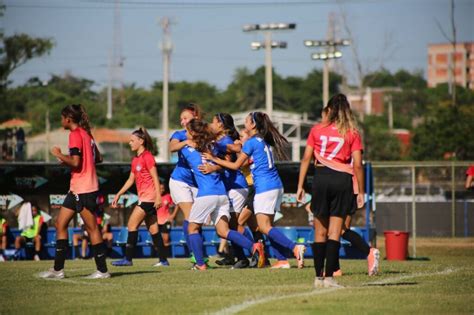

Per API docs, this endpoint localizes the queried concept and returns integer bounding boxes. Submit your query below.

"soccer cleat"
[84,270,111,279]
[111,259,133,266]
[293,244,306,269]
[232,259,249,269]
[34,254,40,261]
[152,260,170,267]
[38,268,65,279]
[215,255,235,266]
[333,269,343,277]
[313,277,325,288]
[190,254,209,265]
[0,255,5,262]
[251,242,266,268]
[270,260,291,269]
[368,248,380,276]
[191,264,207,271]
[323,277,344,288]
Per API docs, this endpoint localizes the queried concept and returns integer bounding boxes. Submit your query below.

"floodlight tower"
[243,23,296,118]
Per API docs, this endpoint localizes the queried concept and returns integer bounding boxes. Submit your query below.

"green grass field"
[1,237,473,314]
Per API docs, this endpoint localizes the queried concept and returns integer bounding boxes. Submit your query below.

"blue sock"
[227,230,253,251]
[269,237,288,260]
[243,228,254,242]
[183,220,192,254]
[189,233,205,266]
[268,228,296,251]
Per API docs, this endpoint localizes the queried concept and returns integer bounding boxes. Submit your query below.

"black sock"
[312,242,326,277]
[342,230,370,256]
[54,239,68,271]
[232,244,247,261]
[325,240,340,277]
[151,233,167,261]
[165,245,171,257]
[125,231,138,262]
[0,249,3,255]
[74,246,81,258]
[34,250,40,257]
[92,242,108,273]
[252,231,264,242]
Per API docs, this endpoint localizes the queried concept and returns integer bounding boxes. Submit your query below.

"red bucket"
[384,230,409,260]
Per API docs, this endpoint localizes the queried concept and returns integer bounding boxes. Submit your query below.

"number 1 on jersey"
[263,145,275,168]
[319,136,344,160]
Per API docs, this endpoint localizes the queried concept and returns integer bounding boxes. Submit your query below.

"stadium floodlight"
[243,22,296,118]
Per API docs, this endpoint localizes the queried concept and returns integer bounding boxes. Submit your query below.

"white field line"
[210,267,459,315]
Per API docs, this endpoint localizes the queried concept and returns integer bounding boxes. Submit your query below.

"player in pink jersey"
[111,127,169,267]
[39,104,110,279]
[155,183,175,265]
[297,94,367,288]
[465,165,474,190]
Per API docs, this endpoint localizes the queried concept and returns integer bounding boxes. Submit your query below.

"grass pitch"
[1,237,473,314]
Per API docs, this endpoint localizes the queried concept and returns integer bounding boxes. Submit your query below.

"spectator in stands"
[154,183,174,265]
[15,127,26,161]
[1,132,14,161]
[0,213,7,262]
[465,165,474,190]
[14,204,44,261]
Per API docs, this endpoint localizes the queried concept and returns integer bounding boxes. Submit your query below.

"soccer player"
[182,119,264,271]
[296,94,365,288]
[39,104,110,279]
[0,213,8,262]
[15,204,44,261]
[154,183,174,266]
[169,104,201,257]
[204,112,306,269]
[111,128,168,267]
[465,165,474,190]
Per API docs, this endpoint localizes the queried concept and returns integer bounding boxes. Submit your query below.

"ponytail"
[324,93,359,137]
[215,113,239,141]
[250,112,289,160]
[132,127,157,155]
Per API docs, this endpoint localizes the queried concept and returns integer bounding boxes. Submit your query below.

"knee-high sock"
[151,233,167,262]
[125,231,138,262]
[92,242,108,273]
[269,237,287,261]
[342,230,370,256]
[53,239,68,271]
[183,220,192,254]
[189,233,204,266]
[242,228,254,242]
[325,240,340,277]
[268,228,296,251]
[312,242,326,277]
[226,230,253,252]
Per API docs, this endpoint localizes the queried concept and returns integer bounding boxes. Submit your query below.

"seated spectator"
[14,204,44,261]
[0,213,7,262]
[466,165,474,190]
[153,183,175,266]
[73,207,113,259]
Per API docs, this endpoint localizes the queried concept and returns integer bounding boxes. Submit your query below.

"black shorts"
[243,185,256,212]
[138,201,157,217]
[63,191,98,213]
[158,222,171,233]
[347,194,358,216]
[311,167,355,218]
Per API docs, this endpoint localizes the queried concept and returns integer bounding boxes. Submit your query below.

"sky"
[3,0,474,91]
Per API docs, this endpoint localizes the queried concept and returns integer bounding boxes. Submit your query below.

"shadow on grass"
[364,281,418,287]
[110,270,160,277]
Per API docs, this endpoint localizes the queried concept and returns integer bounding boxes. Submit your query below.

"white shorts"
[228,188,249,214]
[253,188,284,215]
[189,195,230,225]
[169,178,198,204]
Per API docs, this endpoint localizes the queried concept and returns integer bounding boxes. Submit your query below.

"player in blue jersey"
[182,119,264,271]
[169,104,202,257]
[205,113,252,268]
[204,112,306,269]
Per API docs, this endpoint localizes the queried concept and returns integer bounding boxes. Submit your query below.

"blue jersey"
[242,136,282,194]
[181,145,227,197]
[214,136,248,191]
[170,130,197,187]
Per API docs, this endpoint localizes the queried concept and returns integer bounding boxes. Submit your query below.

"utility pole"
[160,17,173,162]
[243,23,296,118]
[107,0,124,120]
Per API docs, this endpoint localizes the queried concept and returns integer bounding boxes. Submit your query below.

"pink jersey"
[132,150,157,202]
[467,166,474,176]
[307,123,363,164]
[157,194,173,225]
[69,127,99,194]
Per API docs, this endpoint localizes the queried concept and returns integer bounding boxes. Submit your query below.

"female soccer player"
[111,127,168,267]
[296,94,365,288]
[39,104,110,279]
[183,119,264,271]
[203,112,306,269]
[169,104,202,256]
[154,183,174,265]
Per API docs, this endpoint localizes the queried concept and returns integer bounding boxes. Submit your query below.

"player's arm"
[51,146,81,169]
[112,172,135,207]
[149,166,162,208]
[226,142,242,154]
[169,138,191,152]
[203,151,248,171]
[352,150,365,208]
[466,174,473,190]
[297,145,314,203]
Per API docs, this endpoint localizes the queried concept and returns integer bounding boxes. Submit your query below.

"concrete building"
[427,42,474,90]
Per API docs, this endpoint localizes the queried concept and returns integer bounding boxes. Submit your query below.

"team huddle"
[38,94,379,288]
